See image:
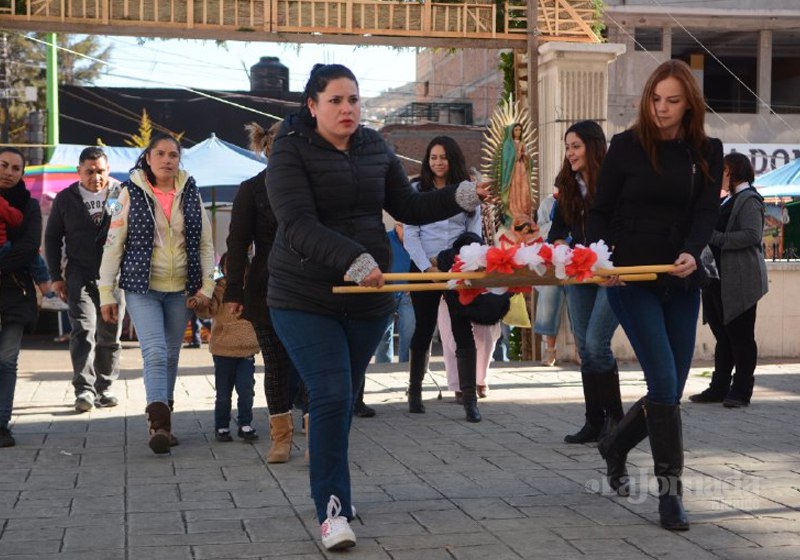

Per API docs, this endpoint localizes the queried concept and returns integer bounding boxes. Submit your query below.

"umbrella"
[23,164,79,201]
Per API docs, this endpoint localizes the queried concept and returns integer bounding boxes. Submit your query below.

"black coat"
[266,114,468,318]
[589,130,723,270]
[44,181,112,286]
[0,182,41,328]
[223,168,273,325]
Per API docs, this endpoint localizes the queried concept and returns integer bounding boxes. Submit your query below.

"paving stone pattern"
[1,338,799,559]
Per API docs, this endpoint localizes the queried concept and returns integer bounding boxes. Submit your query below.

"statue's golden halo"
[480,95,538,245]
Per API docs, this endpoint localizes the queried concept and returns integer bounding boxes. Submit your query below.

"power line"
[603,9,753,144]
[62,87,200,144]
[61,112,137,140]
[15,32,285,123]
[648,0,798,140]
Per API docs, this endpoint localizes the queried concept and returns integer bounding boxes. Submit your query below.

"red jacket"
[0,196,23,246]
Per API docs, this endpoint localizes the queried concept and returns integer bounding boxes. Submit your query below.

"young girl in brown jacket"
[195,253,261,442]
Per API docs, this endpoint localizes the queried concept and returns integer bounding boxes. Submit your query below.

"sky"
[95,37,419,99]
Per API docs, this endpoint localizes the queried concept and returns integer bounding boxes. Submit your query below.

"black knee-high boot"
[645,399,690,531]
[597,397,648,496]
[456,347,481,423]
[407,349,428,413]
[599,363,625,440]
[564,371,605,443]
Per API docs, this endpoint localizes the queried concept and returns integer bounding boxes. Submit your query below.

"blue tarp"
[754,158,800,197]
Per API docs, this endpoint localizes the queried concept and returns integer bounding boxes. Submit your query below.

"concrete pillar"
[537,42,626,201]
[757,29,772,115]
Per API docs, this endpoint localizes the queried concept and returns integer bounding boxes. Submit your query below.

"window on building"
[634,27,663,52]
[672,29,758,114]
[772,31,800,114]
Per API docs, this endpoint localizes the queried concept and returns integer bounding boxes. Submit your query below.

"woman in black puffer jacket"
[266,63,487,552]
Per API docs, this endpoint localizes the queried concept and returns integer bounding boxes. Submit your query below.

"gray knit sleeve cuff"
[455,180,480,212]
[346,253,379,284]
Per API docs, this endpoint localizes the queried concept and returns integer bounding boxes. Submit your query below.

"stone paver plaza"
[1,337,799,559]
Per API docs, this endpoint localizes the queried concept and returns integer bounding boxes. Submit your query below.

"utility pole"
[525,0,539,362]
[0,33,11,144]
[46,32,59,158]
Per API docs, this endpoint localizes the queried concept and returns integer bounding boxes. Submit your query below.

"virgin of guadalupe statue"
[481,96,537,244]
[500,123,534,232]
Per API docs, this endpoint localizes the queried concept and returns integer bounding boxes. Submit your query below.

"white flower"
[590,240,614,271]
[487,286,509,295]
[458,243,488,271]
[551,244,572,279]
[513,243,547,276]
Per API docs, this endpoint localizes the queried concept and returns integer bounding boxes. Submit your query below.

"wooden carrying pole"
[333,272,659,294]
[380,264,677,283]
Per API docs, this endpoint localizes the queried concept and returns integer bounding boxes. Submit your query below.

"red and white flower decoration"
[446,239,614,298]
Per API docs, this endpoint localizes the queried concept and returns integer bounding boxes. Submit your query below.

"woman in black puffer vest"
[266,63,487,552]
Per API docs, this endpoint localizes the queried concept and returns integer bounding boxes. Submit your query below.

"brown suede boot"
[266,412,293,464]
[145,402,171,454]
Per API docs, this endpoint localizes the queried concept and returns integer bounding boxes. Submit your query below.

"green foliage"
[4,32,112,144]
[591,0,607,40]
[508,326,522,361]
[124,109,154,148]
[498,50,515,99]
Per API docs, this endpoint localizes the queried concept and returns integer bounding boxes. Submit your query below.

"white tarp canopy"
[47,134,266,188]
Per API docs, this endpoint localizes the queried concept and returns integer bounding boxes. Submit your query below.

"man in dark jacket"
[44,147,125,413]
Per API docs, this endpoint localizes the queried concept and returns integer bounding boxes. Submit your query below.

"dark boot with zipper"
[645,399,690,531]
[599,363,625,441]
[407,349,428,413]
[597,397,647,496]
[564,371,605,443]
[456,348,481,423]
[145,401,172,455]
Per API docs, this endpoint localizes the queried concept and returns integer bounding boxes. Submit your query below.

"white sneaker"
[41,295,69,312]
[320,495,356,551]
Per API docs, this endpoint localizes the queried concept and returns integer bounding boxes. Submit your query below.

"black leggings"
[253,322,307,415]
[702,279,758,400]
[409,290,476,354]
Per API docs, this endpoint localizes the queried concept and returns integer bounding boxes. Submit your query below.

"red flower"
[538,243,553,265]
[450,256,464,273]
[565,246,598,281]
[458,287,485,306]
[485,246,521,275]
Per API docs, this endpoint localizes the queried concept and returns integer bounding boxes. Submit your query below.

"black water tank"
[250,56,289,96]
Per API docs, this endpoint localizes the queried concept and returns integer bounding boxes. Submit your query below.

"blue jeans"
[396,292,414,362]
[31,253,50,285]
[213,355,256,429]
[374,292,415,363]
[125,290,190,405]
[534,285,566,337]
[271,308,391,524]
[607,284,700,404]
[565,284,618,373]
[493,322,511,362]
[0,323,25,428]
